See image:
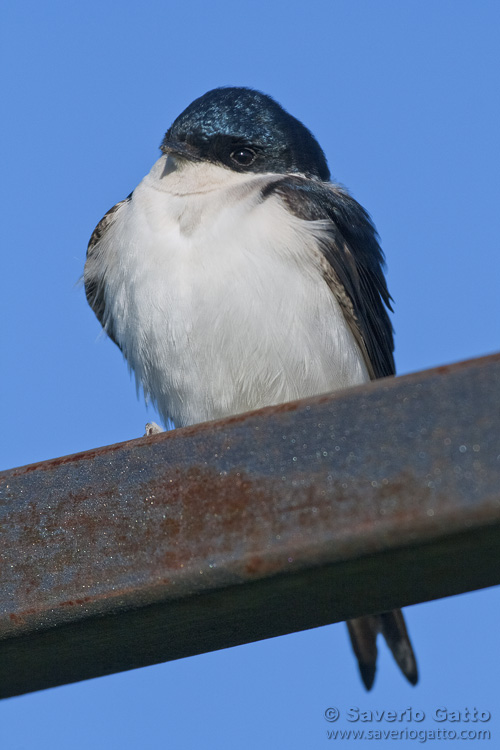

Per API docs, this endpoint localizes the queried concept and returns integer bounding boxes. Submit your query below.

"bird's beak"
[160,137,201,162]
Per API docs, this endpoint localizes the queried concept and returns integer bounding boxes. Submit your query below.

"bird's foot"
[144,422,164,436]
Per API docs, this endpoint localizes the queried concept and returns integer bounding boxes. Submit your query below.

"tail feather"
[346,616,379,690]
[347,609,418,690]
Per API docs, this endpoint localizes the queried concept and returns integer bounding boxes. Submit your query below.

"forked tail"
[347,609,418,690]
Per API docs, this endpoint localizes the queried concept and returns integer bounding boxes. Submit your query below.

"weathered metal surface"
[1,353,500,698]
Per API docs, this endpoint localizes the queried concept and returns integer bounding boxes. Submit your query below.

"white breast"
[99,155,369,426]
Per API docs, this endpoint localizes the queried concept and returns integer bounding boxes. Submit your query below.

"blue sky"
[1,1,499,748]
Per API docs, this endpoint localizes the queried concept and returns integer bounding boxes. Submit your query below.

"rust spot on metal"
[59,598,92,608]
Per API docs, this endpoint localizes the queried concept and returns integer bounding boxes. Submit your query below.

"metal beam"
[1,353,500,699]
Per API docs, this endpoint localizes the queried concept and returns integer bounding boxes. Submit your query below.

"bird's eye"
[230,147,256,167]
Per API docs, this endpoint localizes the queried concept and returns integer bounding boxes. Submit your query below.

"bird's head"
[160,87,330,181]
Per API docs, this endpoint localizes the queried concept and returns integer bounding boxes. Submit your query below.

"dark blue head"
[161,87,330,181]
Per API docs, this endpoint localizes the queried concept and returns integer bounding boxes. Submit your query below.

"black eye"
[230,147,256,167]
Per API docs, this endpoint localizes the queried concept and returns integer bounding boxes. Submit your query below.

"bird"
[84,86,418,690]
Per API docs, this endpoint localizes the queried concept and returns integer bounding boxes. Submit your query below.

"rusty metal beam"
[1,353,500,699]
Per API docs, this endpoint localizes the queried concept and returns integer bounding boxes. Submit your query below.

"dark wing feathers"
[264,178,416,690]
[84,193,133,346]
[263,177,395,379]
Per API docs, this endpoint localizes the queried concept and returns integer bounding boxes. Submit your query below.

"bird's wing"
[262,177,395,379]
[262,178,418,689]
[84,193,132,346]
